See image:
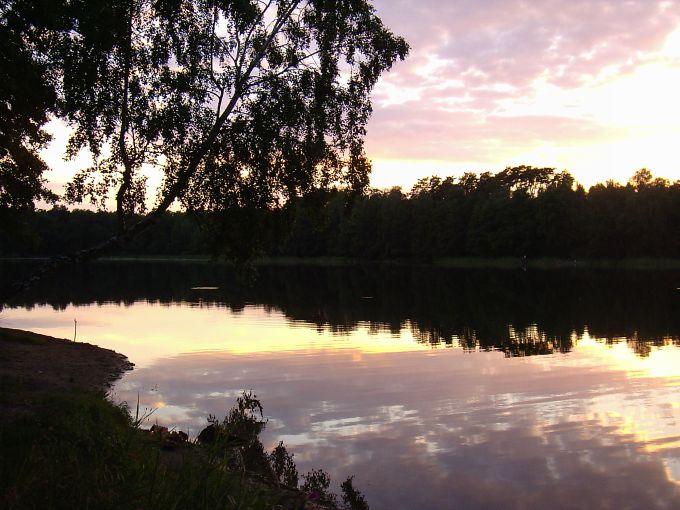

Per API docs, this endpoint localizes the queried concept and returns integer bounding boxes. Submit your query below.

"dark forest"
[3,166,679,260]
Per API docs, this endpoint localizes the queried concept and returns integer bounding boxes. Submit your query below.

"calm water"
[2,261,680,509]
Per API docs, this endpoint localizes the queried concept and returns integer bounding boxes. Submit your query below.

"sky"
[41,0,680,197]
[366,0,680,190]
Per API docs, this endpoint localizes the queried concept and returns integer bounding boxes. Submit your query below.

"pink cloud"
[375,0,680,88]
[367,0,680,178]
[366,103,625,161]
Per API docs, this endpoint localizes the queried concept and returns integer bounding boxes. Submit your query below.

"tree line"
[266,166,680,259]
[3,166,680,259]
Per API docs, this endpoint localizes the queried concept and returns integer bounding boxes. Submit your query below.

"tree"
[2,0,408,298]
[0,0,61,220]
[628,168,653,190]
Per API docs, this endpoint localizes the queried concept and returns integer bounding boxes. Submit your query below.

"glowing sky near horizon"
[40,0,680,199]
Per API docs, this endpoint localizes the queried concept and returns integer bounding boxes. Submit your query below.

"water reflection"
[2,261,680,508]
[111,340,679,509]
[3,260,680,356]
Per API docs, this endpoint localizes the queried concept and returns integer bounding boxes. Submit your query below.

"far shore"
[4,255,680,270]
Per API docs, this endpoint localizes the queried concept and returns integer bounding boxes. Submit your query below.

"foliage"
[0,0,59,219]
[0,0,407,303]
[269,441,299,487]
[200,390,274,477]
[341,476,370,510]
[301,468,337,505]
[262,166,680,260]
[221,389,267,442]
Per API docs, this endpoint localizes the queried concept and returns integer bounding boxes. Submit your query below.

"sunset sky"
[41,0,680,197]
[367,0,680,190]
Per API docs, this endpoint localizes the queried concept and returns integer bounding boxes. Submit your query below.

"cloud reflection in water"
[112,335,680,510]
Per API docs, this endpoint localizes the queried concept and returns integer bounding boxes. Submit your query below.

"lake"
[1,260,680,509]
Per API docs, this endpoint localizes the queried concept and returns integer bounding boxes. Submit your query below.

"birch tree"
[1,0,408,297]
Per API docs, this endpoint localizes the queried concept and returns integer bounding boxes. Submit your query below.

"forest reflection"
[3,260,679,358]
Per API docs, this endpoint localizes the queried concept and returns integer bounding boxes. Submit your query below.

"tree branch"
[157,0,303,212]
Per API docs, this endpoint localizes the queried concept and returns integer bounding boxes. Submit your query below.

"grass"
[0,388,369,510]
[0,390,274,510]
[0,327,50,345]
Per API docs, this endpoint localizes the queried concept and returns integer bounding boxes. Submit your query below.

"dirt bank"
[0,327,133,423]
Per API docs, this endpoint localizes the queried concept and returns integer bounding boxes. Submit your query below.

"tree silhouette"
[1,0,408,298]
[0,1,60,227]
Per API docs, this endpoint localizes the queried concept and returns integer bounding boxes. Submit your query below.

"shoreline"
[0,327,355,509]
[5,255,680,270]
[0,327,134,424]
